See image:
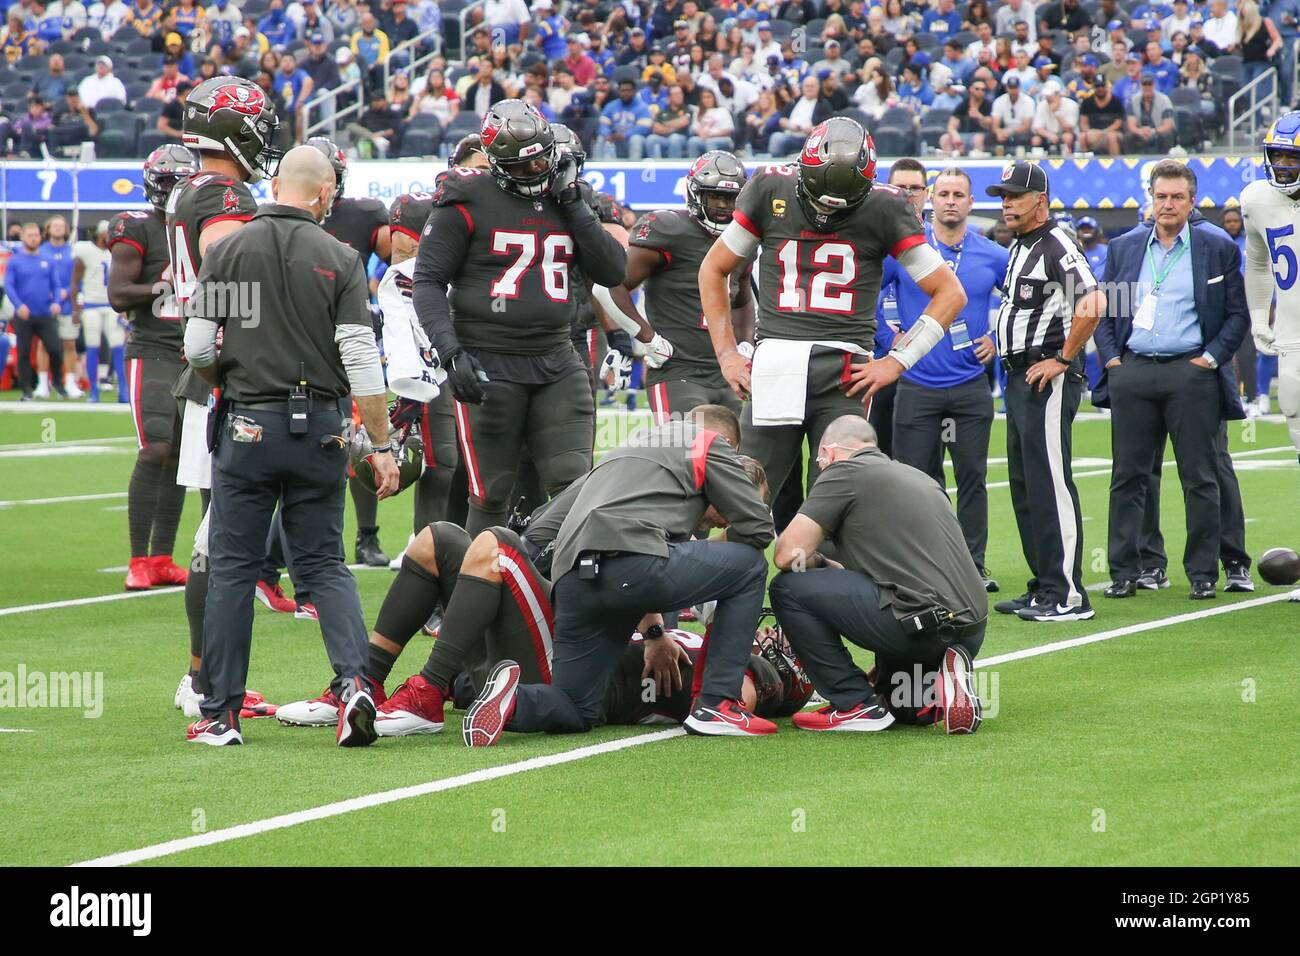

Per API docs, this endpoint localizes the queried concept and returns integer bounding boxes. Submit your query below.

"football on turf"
[1258,548,1300,586]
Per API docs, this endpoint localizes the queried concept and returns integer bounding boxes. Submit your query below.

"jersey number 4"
[488,230,574,302]
[774,240,857,314]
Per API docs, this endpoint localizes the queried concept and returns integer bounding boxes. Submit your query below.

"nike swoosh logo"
[701,707,750,728]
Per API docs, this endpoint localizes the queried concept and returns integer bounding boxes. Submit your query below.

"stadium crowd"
[0,0,1298,160]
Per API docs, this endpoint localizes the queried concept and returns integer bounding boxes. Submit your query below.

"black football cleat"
[355,530,390,568]
[978,567,999,593]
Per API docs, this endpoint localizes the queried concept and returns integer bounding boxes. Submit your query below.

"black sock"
[149,459,186,557]
[127,456,165,557]
[421,575,501,691]
[373,555,442,651]
[186,559,208,670]
[367,645,399,686]
[350,474,378,533]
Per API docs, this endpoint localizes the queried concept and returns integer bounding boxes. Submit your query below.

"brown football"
[1258,548,1300,586]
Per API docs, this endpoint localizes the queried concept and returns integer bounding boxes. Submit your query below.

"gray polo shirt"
[798,446,988,625]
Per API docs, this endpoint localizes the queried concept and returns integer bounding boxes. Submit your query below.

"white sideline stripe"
[71,591,1294,868]
[72,728,687,868]
[0,491,128,507]
[0,437,135,452]
[0,587,183,618]
[0,728,35,734]
[0,446,129,459]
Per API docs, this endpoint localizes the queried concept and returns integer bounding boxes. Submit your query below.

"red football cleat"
[254,580,297,613]
[294,602,319,621]
[463,660,521,747]
[147,554,189,586]
[125,557,153,591]
[684,698,778,736]
[792,700,895,732]
[376,674,445,736]
[938,646,982,736]
[240,690,278,719]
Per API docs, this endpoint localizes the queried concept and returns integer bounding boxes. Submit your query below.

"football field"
[1,403,1297,867]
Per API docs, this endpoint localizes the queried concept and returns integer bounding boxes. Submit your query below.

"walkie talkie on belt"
[289,364,309,435]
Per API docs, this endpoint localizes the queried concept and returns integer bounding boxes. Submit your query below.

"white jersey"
[73,240,112,308]
[1240,178,1300,352]
[376,258,446,402]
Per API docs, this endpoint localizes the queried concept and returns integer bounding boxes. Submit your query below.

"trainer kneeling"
[770,415,988,735]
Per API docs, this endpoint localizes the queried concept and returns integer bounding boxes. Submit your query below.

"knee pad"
[138,442,173,468]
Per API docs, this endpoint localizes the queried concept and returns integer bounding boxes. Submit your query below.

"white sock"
[65,373,78,387]
[38,372,49,388]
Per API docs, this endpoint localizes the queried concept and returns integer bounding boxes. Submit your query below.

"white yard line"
[70,590,1296,868]
[0,728,35,734]
[0,446,131,459]
[0,491,128,508]
[0,587,183,618]
[0,437,135,452]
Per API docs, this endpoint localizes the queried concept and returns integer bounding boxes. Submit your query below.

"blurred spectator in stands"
[241,16,270,53]
[522,84,555,122]
[589,30,619,75]
[992,36,1016,76]
[638,65,668,109]
[91,0,130,39]
[963,0,992,29]
[1027,54,1056,95]
[411,65,458,124]
[819,68,850,110]
[922,0,962,35]
[465,23,493,60]
[881,0,912,36]
[53,86,98,141]
[991,74,1034,153]
[1142,39,1179,91]
[619,25,650,68]
[650,0,683,40]
[1040,0,1090,33]
[666,18,693,70]
[699,52,752,108]
[482,0,528,47]
[78,55,126,107]
[462,58,507,114]
[752,20,779,60]
[1031,80,1078,153]
[51,1,90,33]
[30,0,62,46]
[163,31,196,74]
[328,0,358,37]
[14,96,52,155]
[1034,32,1061,69]
[32,54,69,103]
[1113,50,1144,102]
[853,58,896,118]
[170,0,204,37]
[195,57,219,82]
[672,66,699,107]
[1163,0,1193,40]
[302,31,339,105]
[1006,49,1037,88]
[387,69,413,117]
[821,12,849,46]
[940,37,975,84]
[206,0,242,46]
[996,0,1038,40]
[931,68,965,110]
[811,37,853,80]
[334,44,361,110]
[941,76,992,154]
[1101,39,1129,84]
[739,86,780,154]
[298,1,332,45]
[147,55,190,101]
[352,9,389,91]
[564,32,598,85]
[605,4,632,48]
[1168,30,1191,66]
[559,87,598,150]
[1010,18,1034,57]
[227,26,259,76]
[259,0,295,50]
[897,57,935,111]
[2,11,40,63]
[1080,75,1125,153]
[489,45,521,93]
[1123,72,1175,150]
[1064,52,1099,97]
[1094,0,1129,28]
[686,85,732,155]
[156,79,190,138]
[597,76,651,158]
[275,49,314,137]
[348,89,393,157]
[126,0,162,38]
[1203,0,1237,52]
[1178,45,1218,120]
[768,74,829,155]
[385,0,418,56]
[1239,0,1282,88]
[534,0,568,60]
[548,61,578,112]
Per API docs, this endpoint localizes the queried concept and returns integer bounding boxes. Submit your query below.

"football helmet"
[306,135,347,210]
[685,150,748,235]
[1263,111,1300,192]
[349,410,426,497]
[141,143,198,210]
[796,116,877,229]
[481,99,558,198]
[183,76,282,182]
[550,122,587,170]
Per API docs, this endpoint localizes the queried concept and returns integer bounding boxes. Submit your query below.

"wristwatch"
[1052,350,1072,367]
[1201,352,1219,369]
[643,624,665,640]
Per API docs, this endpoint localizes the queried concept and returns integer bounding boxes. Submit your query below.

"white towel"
[750,338,868,426]
[377,260,447,402]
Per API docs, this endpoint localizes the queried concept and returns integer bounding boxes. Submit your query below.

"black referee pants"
[200,404,369,718]
[1004,366,1089,608]
[508,541,768,733]
[892,376,995,568]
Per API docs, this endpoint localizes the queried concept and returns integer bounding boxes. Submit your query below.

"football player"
[308,136,394,568]
[169,75,280,721]
[108,144,198,595]
[596,150,754,424]
[411,100,628,537]
[698,118,967,496]
[1242,111,1300,602]
[71,220,126,404]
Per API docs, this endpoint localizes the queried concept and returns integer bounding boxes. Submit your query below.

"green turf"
[0,406,1297,866]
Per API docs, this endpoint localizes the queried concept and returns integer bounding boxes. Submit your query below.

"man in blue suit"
[1093,160,1249,600]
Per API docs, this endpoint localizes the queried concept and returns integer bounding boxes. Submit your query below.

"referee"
[183,146,400,747]
[986,162,1106,623]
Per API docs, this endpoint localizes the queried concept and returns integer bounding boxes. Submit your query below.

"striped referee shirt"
[995,221,1098,357]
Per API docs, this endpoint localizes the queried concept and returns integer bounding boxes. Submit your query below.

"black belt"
[935,619,986,640]
[899,607,986,640]
[1000,348,1058,372]
[231,398,349,414]
[1124,348,1201,364]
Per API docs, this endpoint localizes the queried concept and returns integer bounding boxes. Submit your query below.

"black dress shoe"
[1104,579,1138,598]
[1190,581,1217,600]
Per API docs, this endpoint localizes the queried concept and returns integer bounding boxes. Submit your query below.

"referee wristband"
[888,314,945,370]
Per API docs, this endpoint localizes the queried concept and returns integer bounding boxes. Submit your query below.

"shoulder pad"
[108,210,157,250]
[389,191,437,237]
[433,167,492,208]
[595,191,624,225]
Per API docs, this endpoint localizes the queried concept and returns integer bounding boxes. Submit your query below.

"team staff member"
[308,136,394,568]
[880,167,1008,593]
[40,216,83,399]
[3,222,64,401]
[1094,160,1249,600]
[72,220,127,404]
[987,162,1105,623]
[771,416,986,735]
[183,146,400,748]
[460,406,778,744]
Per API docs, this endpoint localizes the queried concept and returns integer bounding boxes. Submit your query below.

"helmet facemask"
[1265,143,1300,193]
[490,141,558,198]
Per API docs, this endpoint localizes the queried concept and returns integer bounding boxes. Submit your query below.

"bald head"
[817,416,878,468]
[271,145,335,218]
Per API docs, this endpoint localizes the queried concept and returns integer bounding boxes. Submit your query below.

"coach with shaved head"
[184,145,399,747]
[770,415,988,735]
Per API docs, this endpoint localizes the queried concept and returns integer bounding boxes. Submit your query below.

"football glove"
[599,348,633,391]
[642,332,674,369]
[552,152,582,206]
[446,349,489,405]
[389,397,425,429]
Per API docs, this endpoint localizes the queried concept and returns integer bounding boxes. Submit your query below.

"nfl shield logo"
[1019,282,1034,300]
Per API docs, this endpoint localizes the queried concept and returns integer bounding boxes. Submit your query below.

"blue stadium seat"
[95,125,138,158]
[93,97,126,114]
[137,128,172,157]
[399,127,442,159]
[872,125,916,157]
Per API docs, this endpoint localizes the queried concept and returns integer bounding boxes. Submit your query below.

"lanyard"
[1145,236,1188,295]
[929,225,963,275]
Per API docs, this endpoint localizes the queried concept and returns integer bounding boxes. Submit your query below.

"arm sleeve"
[336,253,385,395]
[1242,203,1277,340]
[411,202,472,357]
[897,242,944,284]
[703,440,775,551]
[563,198,628,288]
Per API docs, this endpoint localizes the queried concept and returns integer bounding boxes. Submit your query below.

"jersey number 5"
[488,230,574,302]
[775,240,857,314]
[1266,225,1297,291]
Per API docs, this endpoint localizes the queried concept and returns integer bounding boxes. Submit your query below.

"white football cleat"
[275,687,341,727]
[174,674,203,718]
[33,382,50,399]
[1289,588,1300,603]
[64,377,84,399]
[389,533,416,570]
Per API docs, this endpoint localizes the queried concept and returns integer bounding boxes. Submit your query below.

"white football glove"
[600,349,633,390]
[1254,328,1278,356]
[642,332,674,369]
[736,340,755,360]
